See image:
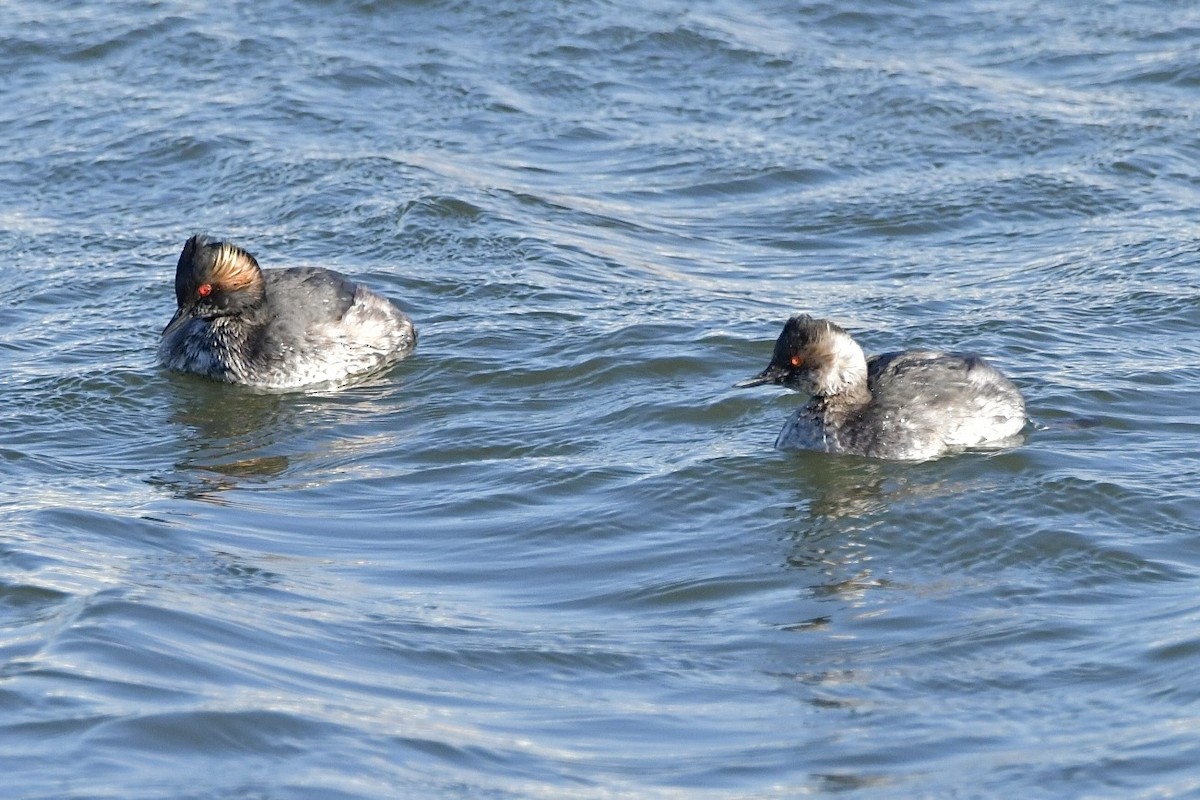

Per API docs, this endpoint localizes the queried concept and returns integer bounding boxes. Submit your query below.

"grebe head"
[162,235,266,337]
[736,314,868,397]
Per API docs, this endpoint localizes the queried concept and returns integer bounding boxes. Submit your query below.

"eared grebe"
[158,235,416,389]
[736,315,1027,461]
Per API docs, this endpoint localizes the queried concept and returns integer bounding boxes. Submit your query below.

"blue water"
[3,0,1200,796]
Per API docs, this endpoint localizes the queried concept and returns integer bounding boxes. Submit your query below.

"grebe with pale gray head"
[737,315,1027,461]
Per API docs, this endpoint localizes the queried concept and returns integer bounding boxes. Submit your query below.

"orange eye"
[197,283,213,298]
[790,355,804,367]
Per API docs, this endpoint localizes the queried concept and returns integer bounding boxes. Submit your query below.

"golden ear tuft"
[209,242,262,290]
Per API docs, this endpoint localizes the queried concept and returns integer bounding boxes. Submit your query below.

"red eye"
[197,283,213,298]
[790,355,804,367]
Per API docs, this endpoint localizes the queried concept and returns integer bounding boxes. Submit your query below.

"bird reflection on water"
[778,451,1012,603]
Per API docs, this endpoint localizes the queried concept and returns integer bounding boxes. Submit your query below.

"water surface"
[3,0,1200,796]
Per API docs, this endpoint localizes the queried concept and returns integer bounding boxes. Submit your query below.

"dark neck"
[209,302,271,358]
[810,380,872,418]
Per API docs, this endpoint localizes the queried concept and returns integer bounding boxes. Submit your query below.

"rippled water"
[3,0,1200,796]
